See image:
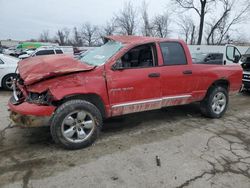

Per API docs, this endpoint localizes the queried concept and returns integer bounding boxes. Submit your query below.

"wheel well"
[206,79,230,97]
[1,73,17,86]
[203,79,230,101]
[211,79,230,91]
[56,94,107,118]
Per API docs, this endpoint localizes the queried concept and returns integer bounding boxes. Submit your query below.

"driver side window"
[120,43,157,69]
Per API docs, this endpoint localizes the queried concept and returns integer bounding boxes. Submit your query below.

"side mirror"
[112,60,124,71]
[234,55,241,63]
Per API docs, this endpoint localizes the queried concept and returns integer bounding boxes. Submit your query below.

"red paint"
[8,101,55,116]
[9,36,243,122]
[19,54,94,85]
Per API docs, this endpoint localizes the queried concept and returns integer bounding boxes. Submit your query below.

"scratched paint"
[111,96,193,116]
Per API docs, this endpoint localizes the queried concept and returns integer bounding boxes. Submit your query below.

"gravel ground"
[0,90,250,188]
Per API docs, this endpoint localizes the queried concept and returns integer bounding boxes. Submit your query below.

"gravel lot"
[0,90,250,188]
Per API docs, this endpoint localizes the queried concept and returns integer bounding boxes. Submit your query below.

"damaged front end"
[8,55,96,128]
[8,75,56,128]
[9,112,51,128]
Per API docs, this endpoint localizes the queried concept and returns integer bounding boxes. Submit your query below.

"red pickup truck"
[9,36,242,149]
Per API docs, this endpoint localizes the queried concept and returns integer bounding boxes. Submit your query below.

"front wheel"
[50,100,102,150]
[200,86,228,118]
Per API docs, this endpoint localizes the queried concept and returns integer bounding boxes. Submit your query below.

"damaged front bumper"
[10,111,51,128]
[8,98,56,128]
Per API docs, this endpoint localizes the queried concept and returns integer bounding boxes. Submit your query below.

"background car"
[240,48,250,90]
[2,47,16,57]
[0,54,19,90]
[17,49,35,58]
[18,46,63,59]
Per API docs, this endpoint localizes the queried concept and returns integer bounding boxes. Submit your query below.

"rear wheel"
[50,100,102,150]
[200,86,228,118]
[2,74,16,90]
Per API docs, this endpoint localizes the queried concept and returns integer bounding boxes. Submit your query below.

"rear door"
[158,42,196,106]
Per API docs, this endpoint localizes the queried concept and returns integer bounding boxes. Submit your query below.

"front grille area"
[243,73,250,81]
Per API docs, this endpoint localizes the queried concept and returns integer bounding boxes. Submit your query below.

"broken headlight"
[26,91,54,105]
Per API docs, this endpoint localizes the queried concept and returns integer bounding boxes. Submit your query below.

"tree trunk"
[197,0,206,45]
[191,25,195,45]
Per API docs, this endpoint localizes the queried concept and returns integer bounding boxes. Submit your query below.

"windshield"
[80,41,123,66]
[245,48,250,55]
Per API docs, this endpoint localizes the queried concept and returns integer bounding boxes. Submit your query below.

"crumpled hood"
[18,55,95,85]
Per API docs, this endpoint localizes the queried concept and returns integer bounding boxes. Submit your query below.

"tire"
[200,86,228,118]
[2,74,17,91]
[50,100,102,150]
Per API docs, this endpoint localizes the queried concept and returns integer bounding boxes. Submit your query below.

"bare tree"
[55,28,71,45]
[56,30,65,45]
[114,1,137,35]
[72,27,82,46]
[39,30,50,42]
[63,28,70,45]
[141,0,153,36]
[206,0,250,44]
[173,0,216,44]
[231,33,250,45]
[153,13,171,38]
[99,19,117,44]
[178,16,197,44]
[103,19,116,36]
[81,23,100,46]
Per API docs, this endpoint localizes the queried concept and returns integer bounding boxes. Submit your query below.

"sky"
[0,0,249,41]
[0,0,168,40]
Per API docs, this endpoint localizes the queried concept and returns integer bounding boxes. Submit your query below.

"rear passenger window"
[160,42,187,65]
[56,50,63,54]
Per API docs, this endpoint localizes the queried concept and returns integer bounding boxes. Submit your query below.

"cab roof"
[105,35,181,45]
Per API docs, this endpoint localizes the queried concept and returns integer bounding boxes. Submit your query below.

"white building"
[0,39,21,48]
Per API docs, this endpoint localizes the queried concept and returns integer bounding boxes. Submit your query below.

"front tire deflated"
[50,100,102,150]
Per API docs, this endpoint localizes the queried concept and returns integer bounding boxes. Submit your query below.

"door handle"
[148,73,160,78]
[183,70,192,75]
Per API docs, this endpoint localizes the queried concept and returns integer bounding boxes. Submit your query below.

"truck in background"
[16,42,59,50]
[240,48,250,90]
[188,45,247,65]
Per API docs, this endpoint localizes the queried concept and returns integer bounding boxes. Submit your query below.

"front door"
[105,43,162,116]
